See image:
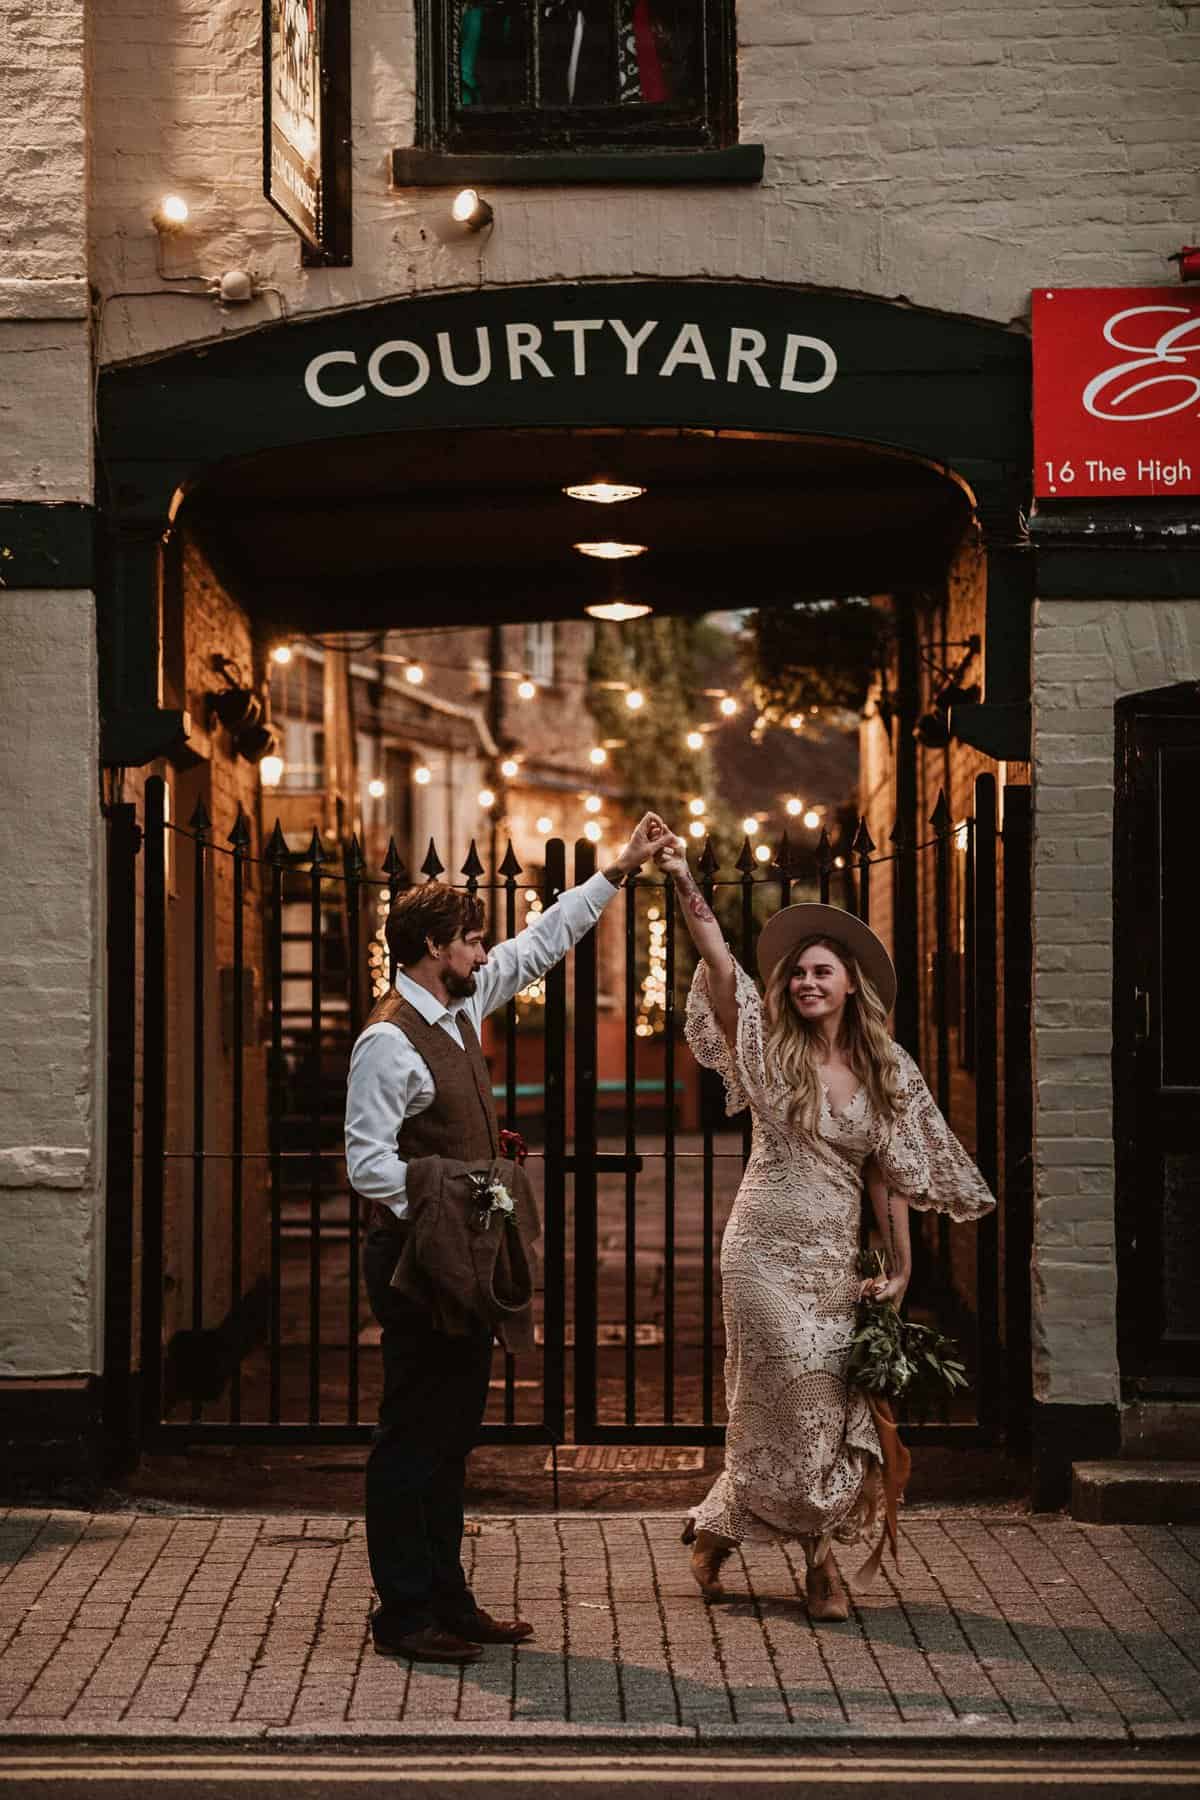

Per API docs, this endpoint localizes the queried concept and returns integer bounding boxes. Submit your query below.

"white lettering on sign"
[1082,306,1200,422]
[305,350,365,409]
[300,317,841,409]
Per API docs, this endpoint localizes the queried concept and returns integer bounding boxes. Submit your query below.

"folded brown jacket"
[389,1154,541,1354]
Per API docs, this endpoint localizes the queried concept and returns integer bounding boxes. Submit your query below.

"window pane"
[617,1,703,107]
[541,2,616,108]
[456,2,528,108]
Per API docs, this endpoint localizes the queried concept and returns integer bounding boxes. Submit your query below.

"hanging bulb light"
[260,753,284,789]
[585,600,653,623]
[742,817,759,836]
[574,542,648,560]
[787,713,805,730]
[536,814,553,834]
[689,820,706,839]
[589,746,608,766]
[688,798,706,816]
[803,808,820,829]
[584,795,602,814]
[583,821,602,843]
[685,730,703,750]
[415,765,432,785]
[624,688,645,711]
[500,757,520,779]
[518,677,538,700]
[367,777,386,799]
[563,481,646,504]
[270,644,293,666]
[719,696,738,717]
[755,843,772,863]
[478,787,496,808]
[405,663,425,685]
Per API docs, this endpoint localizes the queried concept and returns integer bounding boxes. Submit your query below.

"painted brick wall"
[86,0,1200,368]
[1031,597,1200,1406]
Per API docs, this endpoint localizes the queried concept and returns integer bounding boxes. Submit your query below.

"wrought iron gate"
[103,773,1032,1460]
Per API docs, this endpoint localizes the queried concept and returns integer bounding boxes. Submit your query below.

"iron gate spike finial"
[736,835,757,874]
[698,837,721,876]
[889,810,909,851]
[930,788,951,833]
[189,798,212,835]
[851,816,875,858]
[498,838,523,880]
[266,819,288,864]
[306,826,328,866]
[816,827,834,870]
[344,833,365,879]
[461,838,485,881]
[227,808,251,852]
[421,838,445,881]
[382,836,410,887]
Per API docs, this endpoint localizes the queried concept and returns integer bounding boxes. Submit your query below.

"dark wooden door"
[1115,688,1200,1388]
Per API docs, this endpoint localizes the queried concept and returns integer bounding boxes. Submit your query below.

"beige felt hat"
[756,903,897,1014]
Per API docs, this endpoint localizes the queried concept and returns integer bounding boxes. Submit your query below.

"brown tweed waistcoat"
[363,989,499,1167]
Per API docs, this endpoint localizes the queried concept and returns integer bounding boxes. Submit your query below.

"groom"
[344,811,667,1665]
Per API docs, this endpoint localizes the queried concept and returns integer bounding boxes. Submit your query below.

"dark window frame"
[416,1,738,156]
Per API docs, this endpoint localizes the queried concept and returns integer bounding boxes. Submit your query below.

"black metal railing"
[104,771,1028,1456]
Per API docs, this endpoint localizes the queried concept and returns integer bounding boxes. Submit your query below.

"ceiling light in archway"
[574,542,647,560]
[564,481,646,504]
[585,600,652,623]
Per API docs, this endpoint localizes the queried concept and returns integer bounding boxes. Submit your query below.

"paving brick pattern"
[1,1510,1198,1741]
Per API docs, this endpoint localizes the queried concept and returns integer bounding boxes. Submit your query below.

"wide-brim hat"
[756,903,897,1015]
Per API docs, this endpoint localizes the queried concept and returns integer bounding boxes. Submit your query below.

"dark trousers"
[363,1220,494,1637]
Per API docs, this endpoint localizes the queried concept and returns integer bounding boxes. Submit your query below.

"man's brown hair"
[385,882,486,970]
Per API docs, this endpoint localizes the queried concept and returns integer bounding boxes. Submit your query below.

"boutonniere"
[468,1172,516,1230]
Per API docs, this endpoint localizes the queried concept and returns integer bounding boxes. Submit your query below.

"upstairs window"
[421,2,737,153]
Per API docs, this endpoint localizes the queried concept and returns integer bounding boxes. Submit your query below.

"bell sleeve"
[684,956,769,1118]
[874,1047,996,1222]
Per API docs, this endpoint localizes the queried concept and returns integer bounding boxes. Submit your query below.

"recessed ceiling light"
[564,482,646,504]
[585,600,653,623]
[573,542,648,560]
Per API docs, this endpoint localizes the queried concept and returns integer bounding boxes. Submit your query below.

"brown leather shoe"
[805,1554,850,1623]
[447,1608,534,1644]
[373,1625,483,1664]
[688,1529,735,1599]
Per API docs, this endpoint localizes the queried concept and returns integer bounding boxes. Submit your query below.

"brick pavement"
[0,1509,1197,1744]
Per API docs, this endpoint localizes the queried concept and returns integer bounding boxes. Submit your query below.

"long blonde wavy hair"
[763,934,902,1137]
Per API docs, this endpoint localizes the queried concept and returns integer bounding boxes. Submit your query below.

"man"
[345,812,667,1666]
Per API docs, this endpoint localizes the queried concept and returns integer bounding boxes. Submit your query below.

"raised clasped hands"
[652,828,690,879]
[619,812,672,873]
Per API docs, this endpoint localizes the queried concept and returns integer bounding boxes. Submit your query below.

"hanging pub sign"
[262,0,352,264]
[1033,287,1200,498]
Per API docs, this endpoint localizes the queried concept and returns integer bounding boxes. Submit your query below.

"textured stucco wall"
[1031,598,1200,1406]
[87,0,1200,367]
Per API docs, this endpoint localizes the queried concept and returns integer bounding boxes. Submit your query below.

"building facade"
[3,0,1199,1495]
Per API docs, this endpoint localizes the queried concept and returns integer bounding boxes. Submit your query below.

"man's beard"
[443,968,478,1000]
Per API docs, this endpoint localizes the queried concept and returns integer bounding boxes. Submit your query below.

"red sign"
[1033,287,1200,498]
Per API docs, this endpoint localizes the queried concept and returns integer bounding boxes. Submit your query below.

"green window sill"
[392,145,764,187]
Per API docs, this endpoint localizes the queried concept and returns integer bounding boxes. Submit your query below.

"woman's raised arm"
[655,835,738,1048]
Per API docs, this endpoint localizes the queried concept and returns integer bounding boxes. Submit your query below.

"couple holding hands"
[345,810,993,1665]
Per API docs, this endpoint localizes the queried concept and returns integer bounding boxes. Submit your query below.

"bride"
[653,831,995,1621]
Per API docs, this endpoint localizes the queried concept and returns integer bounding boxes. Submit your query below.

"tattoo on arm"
[601,864,626,887]
[675,869,715,924]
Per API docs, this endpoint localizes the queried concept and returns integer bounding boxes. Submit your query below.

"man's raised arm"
[472,813,668,1019]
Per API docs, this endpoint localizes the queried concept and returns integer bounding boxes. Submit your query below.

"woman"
[654,834,995,1622]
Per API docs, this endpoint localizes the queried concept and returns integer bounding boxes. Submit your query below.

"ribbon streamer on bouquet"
[851,1394,911,1592]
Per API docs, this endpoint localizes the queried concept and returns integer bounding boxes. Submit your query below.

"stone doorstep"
[1071,1460,1200,1525]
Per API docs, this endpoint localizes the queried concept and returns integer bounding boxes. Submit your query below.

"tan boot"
[685,1525,735,1599]
[805,1552,850,1623]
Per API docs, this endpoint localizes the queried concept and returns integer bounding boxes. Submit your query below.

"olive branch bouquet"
[848,1250,970,1415]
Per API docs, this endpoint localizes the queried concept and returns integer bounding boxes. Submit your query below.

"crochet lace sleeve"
[683,958,766,1118]
[874,1048,997,1222]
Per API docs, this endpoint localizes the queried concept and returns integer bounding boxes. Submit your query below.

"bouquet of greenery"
[848,1251,970,1417]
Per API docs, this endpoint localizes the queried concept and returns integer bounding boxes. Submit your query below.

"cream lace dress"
[685,959,996,1555]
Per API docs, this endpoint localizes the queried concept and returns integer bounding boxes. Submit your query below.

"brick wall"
[1031,597,1200,1406]
[87,0,1200,368]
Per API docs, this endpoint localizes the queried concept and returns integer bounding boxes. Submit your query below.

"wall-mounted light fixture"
[585,600,652,623]
[451,188,494,231]
[152,193,189,233]
[564,481,646,504]
[574,542,647,560]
